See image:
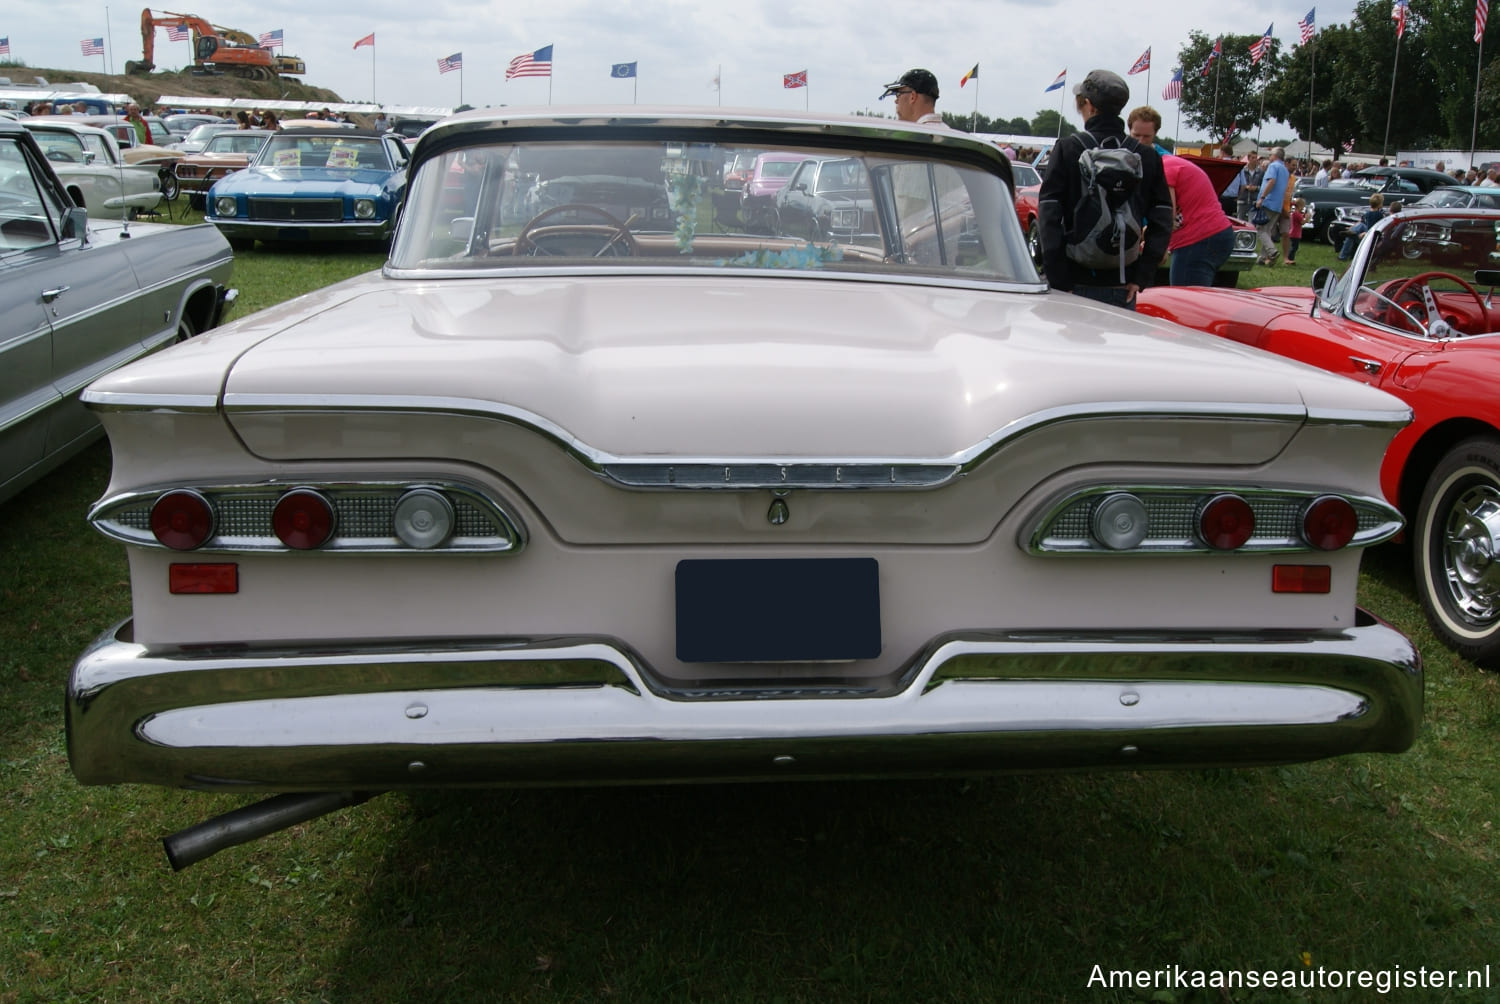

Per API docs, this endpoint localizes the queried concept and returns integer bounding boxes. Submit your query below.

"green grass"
[1,222,1497,1003]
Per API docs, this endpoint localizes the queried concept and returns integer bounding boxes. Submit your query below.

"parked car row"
[1297,166,1459,243]
[0,118,235,504]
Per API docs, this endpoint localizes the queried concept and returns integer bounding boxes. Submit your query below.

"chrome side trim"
[67,614,1421,789]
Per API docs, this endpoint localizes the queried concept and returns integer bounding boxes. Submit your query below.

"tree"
[1175,30,1285,141]
[1029,108,1077,138]
[1263,23,1365,157]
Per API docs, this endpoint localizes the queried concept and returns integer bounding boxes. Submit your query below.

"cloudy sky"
[8,0,1359,139]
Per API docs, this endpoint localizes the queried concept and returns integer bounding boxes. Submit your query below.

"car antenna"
[115,123,132,239]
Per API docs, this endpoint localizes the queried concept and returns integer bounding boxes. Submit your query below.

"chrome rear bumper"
[67,612,1421,791]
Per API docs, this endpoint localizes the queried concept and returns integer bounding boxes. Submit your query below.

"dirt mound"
[14,65,346,109]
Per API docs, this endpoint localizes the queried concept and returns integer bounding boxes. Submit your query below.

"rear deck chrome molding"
[68,615,1421,789]
[81,394,1404,491]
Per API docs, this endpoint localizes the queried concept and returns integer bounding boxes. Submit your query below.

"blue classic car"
[205,128,408,249]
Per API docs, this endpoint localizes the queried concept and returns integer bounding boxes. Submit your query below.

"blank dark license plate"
[675,557,881,663]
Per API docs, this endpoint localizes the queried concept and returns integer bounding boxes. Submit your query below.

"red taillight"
[169,563,239,594]
[1302,495,1359,551]
[272,489,336,549]
[150,490,215,550]
[1198,494,1255,550]
[1272,564,1332,593]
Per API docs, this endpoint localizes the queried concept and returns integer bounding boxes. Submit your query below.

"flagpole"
[1473,32,1485,163]
[633,73,637,104]
[372,39,377,105]
[1383,30,1402,157]
[1308,33,1316,162]
[718,64,722,106]
[1212,44,1223,140]
[105,6,113,75]
[972,78,979,132]
[1256,58,1268,147]
[1057,81,1064,138]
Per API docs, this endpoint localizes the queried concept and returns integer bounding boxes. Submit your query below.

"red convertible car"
[1139,207,1500,665]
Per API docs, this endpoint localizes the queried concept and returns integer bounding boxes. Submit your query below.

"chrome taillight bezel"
[90,479,525,554]
[1025,484,1402,555]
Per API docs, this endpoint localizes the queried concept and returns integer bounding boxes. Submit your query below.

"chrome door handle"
[1349,356,1382,376]
[41,285,70,303]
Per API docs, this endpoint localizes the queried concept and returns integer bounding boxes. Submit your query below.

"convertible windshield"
[1344,212,1500,337]
[391,138,1034,282]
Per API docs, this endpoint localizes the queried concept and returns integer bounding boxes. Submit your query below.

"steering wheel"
[46,150,77,163]
[513,204,639,257]
[1385,271,1487,334]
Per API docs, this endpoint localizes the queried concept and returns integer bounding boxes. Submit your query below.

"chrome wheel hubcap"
[1442,484,1500,624]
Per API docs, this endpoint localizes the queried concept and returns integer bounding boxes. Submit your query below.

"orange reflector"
[1272,565,1331,594]
[169,563,239,595]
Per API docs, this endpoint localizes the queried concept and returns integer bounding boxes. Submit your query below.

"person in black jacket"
[1038,69,1173,310]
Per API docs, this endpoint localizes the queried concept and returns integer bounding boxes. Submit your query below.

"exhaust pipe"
[163,791,379,871]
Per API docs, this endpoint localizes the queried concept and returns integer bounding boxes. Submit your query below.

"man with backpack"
[1038,69,1172,310]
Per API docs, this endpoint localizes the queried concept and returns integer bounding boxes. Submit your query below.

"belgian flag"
[960,63,978,88]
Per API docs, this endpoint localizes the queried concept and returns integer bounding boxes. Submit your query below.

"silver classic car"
[0,119,234,504]
[67,108,1422,868]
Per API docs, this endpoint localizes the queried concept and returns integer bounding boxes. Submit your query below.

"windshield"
[1342,212,1500,337]
[206,133,269,155]
[391,137,1033,284]
[256,135,392,171]
[28,129,86,163]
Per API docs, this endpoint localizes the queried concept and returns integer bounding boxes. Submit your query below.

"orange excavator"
[125,9,306,80]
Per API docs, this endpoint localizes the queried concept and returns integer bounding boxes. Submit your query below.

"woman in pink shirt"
[1128,108,1234,286]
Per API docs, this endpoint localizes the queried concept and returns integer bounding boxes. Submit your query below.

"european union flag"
[611,62,637,78]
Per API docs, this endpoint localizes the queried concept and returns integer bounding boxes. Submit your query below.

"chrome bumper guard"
[67,612,1421,791]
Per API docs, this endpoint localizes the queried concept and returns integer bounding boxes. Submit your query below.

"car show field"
[2,119,1500,1002]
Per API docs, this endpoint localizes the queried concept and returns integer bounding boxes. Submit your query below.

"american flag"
[166,23,190,41]
[1201,37,1221,76]
[80,37,104,56]
[1128,47,1151,75]
[1343,138,1356,153]
[1250,24,1273,64]
[0,38,10,56]
[783,69,807,89]
[258,29,282,48]
[1393,0,1410,38]
[1299,8,1317,44]
[1162,67,1183,101]
[438,52,462,74]
[1479,0,1489,42]
[507,44,553,79]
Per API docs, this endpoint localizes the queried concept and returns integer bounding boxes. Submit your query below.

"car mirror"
[449,217,475,244]
[1474,269,1500,287]
[1312,266,1335,295]
[791,182,807,193]
[82,151,96,166]
[61,206,88,241]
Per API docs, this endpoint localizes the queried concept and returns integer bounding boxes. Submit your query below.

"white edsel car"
[67,108,1422,869]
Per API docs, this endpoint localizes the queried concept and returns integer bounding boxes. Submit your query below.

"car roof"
[413,106,1012,178]
[22,118,110,138]
[273,127,385,138]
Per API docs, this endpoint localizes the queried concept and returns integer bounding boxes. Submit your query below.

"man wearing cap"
[880,69,944,125]
[1037,68,1172,310]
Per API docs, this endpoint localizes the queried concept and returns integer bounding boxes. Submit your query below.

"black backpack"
[1065,132,1144,284]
